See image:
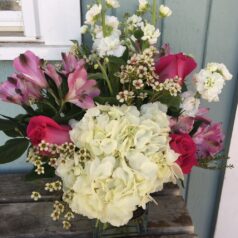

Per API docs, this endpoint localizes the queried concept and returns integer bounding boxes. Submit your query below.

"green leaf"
[0,115,27,136]
[107,56,125,95]
[36,100,58,117]
[134,29,144,39]
[189,120,205,136]
[0,138,29,164]
[2,129,22,137]
[0,118,16,131]
[157,92,181,109]
[95,96,119,105]
[88,73,105,80]
[0,118,23,137]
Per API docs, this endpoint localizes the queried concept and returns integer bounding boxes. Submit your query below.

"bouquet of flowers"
[0,0,233,232]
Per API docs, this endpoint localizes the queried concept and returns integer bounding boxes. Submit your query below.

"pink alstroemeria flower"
[61,53,84,75]
[45,64,62,87]
[170,116,195,134]
[13,51,47,88]
[0,74,41,105]
[195,108,212,124]
[65,64,100,109]
[193,122,224,158]
[155,53,197,85]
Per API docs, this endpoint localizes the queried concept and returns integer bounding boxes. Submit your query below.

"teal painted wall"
[1,0,238,237]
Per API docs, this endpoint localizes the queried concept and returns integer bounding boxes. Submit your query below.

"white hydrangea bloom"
[194,69,225,102]
[159,5,172,18]
[138,0,148,12]
[57,104,183,227]
[141,23,161,45]
[181,91,200,117]
[206,62,233,80]
[106,0,120,8]
[85,4,102,25]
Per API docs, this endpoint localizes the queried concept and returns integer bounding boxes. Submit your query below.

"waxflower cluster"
[0,0,233,233]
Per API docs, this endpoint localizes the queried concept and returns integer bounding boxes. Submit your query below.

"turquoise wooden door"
[1,0,238,237]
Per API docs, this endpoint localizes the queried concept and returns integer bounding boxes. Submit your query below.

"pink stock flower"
[155,53,197,85]
[61,53,84,75]
[45,64,62,87]
[13,51,47,88]
[27,116,71,146]
[65,64,100,109]
[193,122,224,158]
[0,74,41,105]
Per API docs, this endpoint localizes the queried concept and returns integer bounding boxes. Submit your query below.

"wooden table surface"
[0,174,197,238]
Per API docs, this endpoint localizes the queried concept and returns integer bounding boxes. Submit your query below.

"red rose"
[155,53,197,85]
[169,133,197,174]
[27,116,71,146]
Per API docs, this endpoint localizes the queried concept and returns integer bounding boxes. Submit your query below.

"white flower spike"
[159,5,172,18]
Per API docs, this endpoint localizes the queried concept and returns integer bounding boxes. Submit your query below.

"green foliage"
[0,138,29,164]
[0,114,28,137]
[197,153,233,170]
[156,92,181,109]
[25,164,56,181]
[107,56,126,95]
[95,96,119,105]
[189,120,205,136]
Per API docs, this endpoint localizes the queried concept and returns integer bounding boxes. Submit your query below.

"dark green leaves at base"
[25,164,55,181]
[0,138,29,164]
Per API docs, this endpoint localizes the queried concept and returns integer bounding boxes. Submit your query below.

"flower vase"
[93,207,148,238]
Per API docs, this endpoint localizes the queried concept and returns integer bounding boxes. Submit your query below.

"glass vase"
[93,207,148,238]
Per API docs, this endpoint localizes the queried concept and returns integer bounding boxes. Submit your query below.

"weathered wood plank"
[0,174,60,203]
[148,196,194,235]
[0,195,193,238]
[130,235,197,238]
[0,174,180,203]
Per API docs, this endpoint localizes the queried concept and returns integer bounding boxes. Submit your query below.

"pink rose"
[155,53,197,85]
[170,133,197,174]
[27,116,71,146]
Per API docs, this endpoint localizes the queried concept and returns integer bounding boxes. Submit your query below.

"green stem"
[99,0,107,37]
[152,0,157,26]
[97,60,113,96]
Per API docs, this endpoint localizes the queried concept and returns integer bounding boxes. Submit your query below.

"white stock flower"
[106,0,120,8]
[142,23,161,45]
[80,25,88,34]
[138,0,149,12]
[93,31,126,57]
[159,5,172,18]
[126,15,144,31]
[105,15,119,30]
[85,4,102,25]
[206,63,233,80]
[181,91,200,117]
[56,104,183,227]
[194,69,225,102]
[92,15,124,57]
